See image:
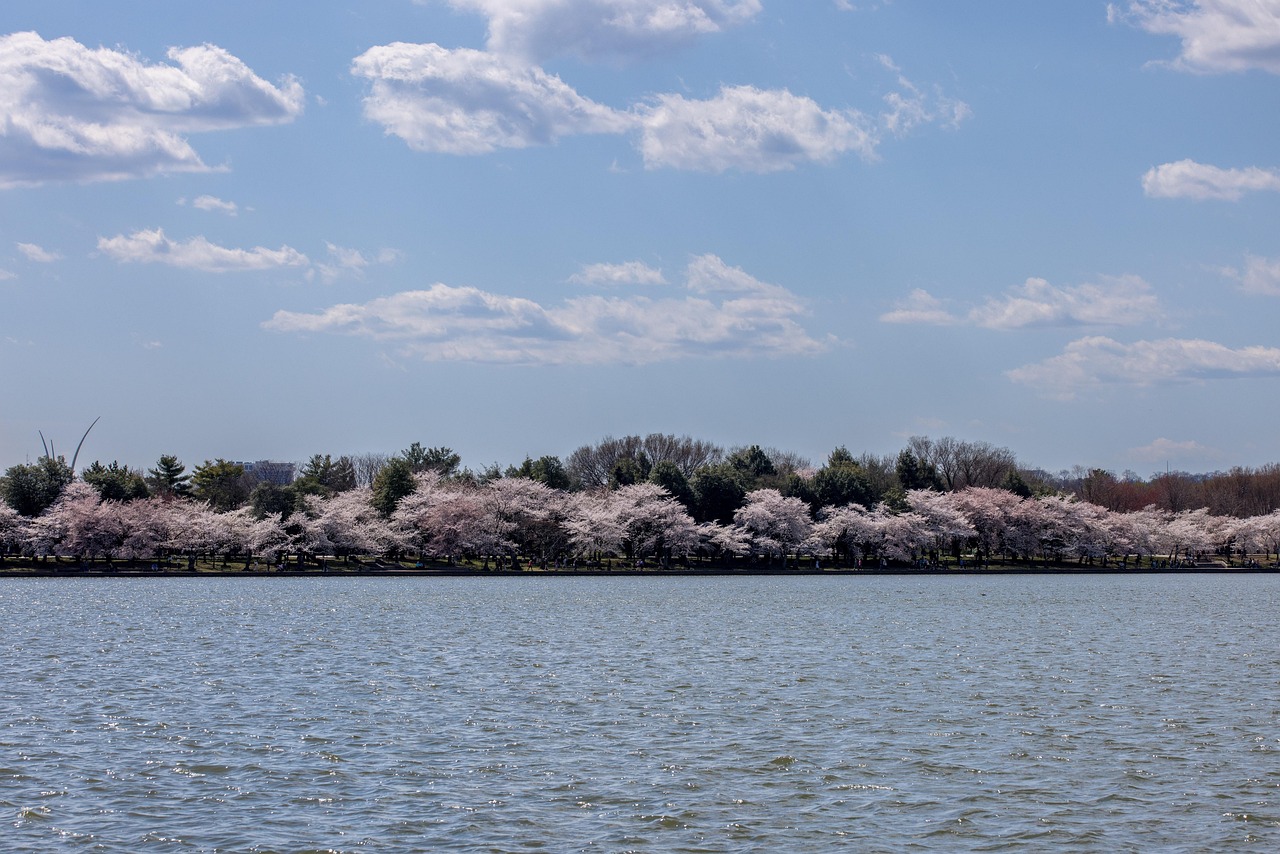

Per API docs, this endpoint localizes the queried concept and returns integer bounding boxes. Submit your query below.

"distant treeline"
[2,434,1279,573]
[4,433,1280,521]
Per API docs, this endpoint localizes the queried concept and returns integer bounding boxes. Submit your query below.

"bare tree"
[350,452,390,488]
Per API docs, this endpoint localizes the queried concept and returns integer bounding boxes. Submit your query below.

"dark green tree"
[610,453,651,488]
[812,465,873,509]
[516,455,572,490]
[1001,469,1034,499]
[811,447,874,510]
[895,448,941,491]
[691,463,747,524]
[147,454,191,499]
[328,456,358,492]
[2,456,75,516]
[82,460,149,501]
[250,481,300,519]
[191,459,250,511]
[372,456,416,516]
[649,460,695,508]
[401,443,462,477]
[295,453,360,495]
[727,445,776,483]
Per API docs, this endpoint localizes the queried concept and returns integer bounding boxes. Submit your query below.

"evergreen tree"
[2,456,74,516]
[896,448,941,491]
[147,454,191,498]
[649,460,695,508]
[191,459,250,511]
[372,456,416,516]
[82,460,149,501]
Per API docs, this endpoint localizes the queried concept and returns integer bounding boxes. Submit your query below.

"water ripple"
[1,574,1278,851]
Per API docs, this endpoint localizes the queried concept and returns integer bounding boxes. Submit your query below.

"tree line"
[2,433,1279,571]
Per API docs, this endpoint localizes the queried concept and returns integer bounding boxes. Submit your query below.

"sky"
[2,1,1279,478]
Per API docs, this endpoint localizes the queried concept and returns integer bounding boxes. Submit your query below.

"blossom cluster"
[4,474,1278,570]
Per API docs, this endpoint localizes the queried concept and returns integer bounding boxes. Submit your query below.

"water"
[1,574,1277,851]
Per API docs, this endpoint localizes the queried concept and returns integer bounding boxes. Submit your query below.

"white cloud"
[569,260,667,286]
[1128,437,1217,462]
[882,277,1160,328]
[16,242,61,263]
[1008,336,1280,396]
[0,32,304,188]
[265,253,826,365]
[969,275,1160,328]
[1142,159,1280,200]
[0,269,15,281]
[1229,254,1280,295]
[445,0,761,62]
[351,42,629,154]
[876,54,971,135]
[637,85,877,173]
[1111,0,1280,74]
[353,40,964,172]
[97,228,308,273]
[191,195,239,216]
[311,243,401,283]
[636,59,968,173]
[879,289,959,325]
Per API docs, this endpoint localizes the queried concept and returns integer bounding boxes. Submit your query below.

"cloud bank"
[0,32,304,188]
[1142,159,1280,200]
[265,254,827,365]
[1009,336,1280,396]
[1111,0,1280,74]
[881,276,1161,329]
[98,228,308,273]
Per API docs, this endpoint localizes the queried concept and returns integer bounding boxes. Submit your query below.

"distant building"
[235,460,295,486]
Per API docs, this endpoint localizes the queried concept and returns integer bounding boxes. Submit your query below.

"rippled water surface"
[2,574,1278,851]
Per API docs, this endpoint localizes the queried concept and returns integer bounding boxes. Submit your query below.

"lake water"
[1,574,1277,851]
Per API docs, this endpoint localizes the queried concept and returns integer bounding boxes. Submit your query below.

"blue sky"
[2,1,1279,477]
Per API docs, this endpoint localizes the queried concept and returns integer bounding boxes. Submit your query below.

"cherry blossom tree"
[565,491,626,564]
[733,488,812,568]
[0,502,25,563]
[612,482,700,567]
[314,487,394,563]
[811,503,876,565]
[948,487,1024,563]
[872,505,931,563]
[479,477,565,569]
[906,489,975,562]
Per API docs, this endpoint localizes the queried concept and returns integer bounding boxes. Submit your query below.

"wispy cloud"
[98,228,308,273]
[310,243,401,283]
[881,276,1160,329]
[0,32,304,188]
[1142,159,1280,200]
[636,61,968,172]
[1008,336,1280,397]
[442,0,762,63]
[351,43,628,155]
[1224,254,1280,295]
[188,195,240,216]
[878,289,958,326]
[265,254,827,365]
[1110,0,1280,74]
[1128,436,1218,462]
[569,260,667,287]
[17,242,61,263]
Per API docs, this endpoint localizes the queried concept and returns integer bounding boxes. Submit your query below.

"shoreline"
[2,565,1277,579]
